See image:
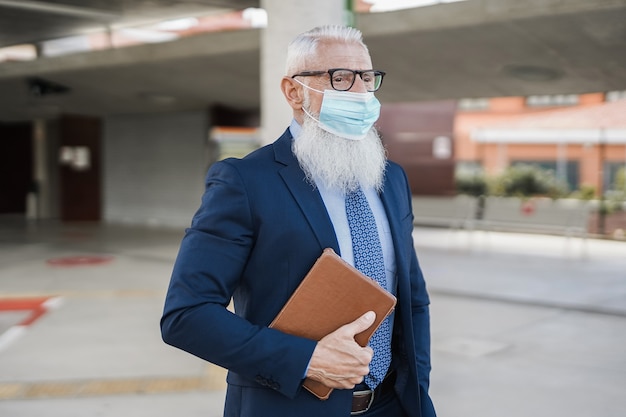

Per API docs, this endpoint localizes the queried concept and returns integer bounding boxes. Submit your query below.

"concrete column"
[29,120,50,219]
[260,0,348,144]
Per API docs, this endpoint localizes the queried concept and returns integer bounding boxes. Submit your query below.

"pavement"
[0,216,625,417]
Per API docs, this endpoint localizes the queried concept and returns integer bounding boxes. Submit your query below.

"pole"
[598,128,606,236]
[344,0,355,27]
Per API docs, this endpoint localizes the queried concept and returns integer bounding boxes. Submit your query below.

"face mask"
[296,80,381,141]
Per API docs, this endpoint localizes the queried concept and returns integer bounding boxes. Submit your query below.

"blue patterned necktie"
[345,187,391,390]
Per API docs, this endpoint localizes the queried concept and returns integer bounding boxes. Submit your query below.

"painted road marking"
[46,255,114,267]
[0,297,63,352]
[0,367,227,400]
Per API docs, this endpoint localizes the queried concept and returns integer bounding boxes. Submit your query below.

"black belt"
[351,371,396,415]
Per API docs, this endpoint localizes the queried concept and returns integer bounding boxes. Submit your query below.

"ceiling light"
[367,0,467,13]
[242,8,267,28]
[156,18,199,31]
[118,28,179,43]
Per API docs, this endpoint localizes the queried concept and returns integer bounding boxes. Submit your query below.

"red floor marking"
[0,297,63,352]
[46,255,114,267]
[0,297,54,326]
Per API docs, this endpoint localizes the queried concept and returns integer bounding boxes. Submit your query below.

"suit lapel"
[380,177,402,248]
[273,130,340,252]
[379,170,410,282]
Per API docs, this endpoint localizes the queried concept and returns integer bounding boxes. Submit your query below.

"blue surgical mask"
[296,80,381,141]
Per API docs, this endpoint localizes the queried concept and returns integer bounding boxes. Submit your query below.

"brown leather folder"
[269,248,397,400]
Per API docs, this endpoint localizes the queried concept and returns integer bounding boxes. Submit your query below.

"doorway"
[0,122,33,214]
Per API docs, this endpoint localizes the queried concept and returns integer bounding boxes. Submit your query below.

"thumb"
[344,311,376,336]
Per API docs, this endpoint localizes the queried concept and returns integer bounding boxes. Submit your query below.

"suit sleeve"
[160,160,316,399]
[409,252,437,416]
[401,167,437,417]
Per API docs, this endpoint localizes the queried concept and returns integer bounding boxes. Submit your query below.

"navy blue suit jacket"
[161,129,436,417]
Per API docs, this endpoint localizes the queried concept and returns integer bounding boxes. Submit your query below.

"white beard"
[292,113,387,194]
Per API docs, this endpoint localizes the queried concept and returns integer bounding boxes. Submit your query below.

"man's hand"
[305,311,375,389]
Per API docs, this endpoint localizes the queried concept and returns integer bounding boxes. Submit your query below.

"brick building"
[455,93,626,195]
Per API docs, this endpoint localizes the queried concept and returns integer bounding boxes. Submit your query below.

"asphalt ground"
[0,217,624,417]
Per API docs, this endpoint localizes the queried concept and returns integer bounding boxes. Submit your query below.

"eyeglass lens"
[331,70,382,92]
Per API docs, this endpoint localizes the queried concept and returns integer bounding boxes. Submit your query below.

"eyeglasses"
[291,68,386,92]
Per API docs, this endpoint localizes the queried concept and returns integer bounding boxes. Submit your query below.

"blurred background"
[0,1,625,416]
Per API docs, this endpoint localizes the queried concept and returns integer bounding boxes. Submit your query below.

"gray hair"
[285,25,369,75]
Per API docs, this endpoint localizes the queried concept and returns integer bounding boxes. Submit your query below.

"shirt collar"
[289,118,302,139]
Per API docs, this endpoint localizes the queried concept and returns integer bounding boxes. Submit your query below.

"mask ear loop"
[301,107,319,123]
[292,77,324,94]
[292,78,323,123]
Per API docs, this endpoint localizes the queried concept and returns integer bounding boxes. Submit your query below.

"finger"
[343,311,376,336]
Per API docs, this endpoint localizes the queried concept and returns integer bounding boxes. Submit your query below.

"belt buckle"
[351,389,375,415]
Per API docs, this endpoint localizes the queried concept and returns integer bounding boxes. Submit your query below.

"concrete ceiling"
[0,0,257,47]
[1,0,625,122]
[360,0,626,103]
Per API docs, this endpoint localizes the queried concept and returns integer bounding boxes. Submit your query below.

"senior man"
[161,25,436,417]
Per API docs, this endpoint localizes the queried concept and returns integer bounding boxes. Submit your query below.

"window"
[511,160,579,191]
[458,98,489,111]
[605,90,626,102]
[526,94,578,107]
[605,162,626,192]
[455,161,483,177]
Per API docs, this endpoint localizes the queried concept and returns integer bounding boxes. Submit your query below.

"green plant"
[570,184,596,200]
[606,167,626,212]
[455,174,488,197]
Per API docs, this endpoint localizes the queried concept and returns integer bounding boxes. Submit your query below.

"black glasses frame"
[291,68,386,92]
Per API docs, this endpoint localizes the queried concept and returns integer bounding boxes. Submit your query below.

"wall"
[103,111,209,228]
[58,115,102,221]
[377,100,457,195]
